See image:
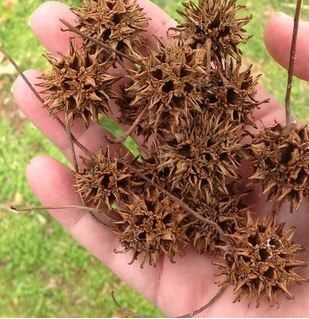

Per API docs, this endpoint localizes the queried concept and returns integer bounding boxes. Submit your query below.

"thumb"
[264,12,309,81]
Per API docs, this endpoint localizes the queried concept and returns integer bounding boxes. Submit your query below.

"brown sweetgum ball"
[74,148,137,210]
[120,38,208,140]
[176,0,252,59]
[39,44,118,127]
[190,192,248,254]
[250,124,309,212]
[72,0,149,61]
[112,189,191,267]
[156,113,245,201]
[216,214,307,307]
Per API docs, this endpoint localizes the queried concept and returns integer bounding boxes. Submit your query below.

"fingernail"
[277,12,292,19]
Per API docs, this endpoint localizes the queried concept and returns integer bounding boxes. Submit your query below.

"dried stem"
[0,46,44,104]
[177,287,226,318]
[11,204,114,227]
[285,0,302,128]
[11,205,101,213]
[119,160,225,236]
[66,121,79,172]
[0,46,94,159]
[111,290,145,318]
[107,106,148,144]
[60,19,140,64]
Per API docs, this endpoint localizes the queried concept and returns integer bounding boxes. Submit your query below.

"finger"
[12,70,124,162]
[29,1,80,55]
[26,155,160,302]
[264,13,309,81]
[30,0,176,55]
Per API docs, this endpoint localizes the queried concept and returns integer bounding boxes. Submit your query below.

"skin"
[11,1,309,317]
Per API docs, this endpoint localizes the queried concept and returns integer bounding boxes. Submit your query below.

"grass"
[0,0,308,317]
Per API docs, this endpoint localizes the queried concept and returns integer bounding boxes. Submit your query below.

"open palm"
[12,1,309,316]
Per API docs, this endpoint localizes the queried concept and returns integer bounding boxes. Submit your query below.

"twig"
[0,47,44,104]
[285,0,302,128]
[107,107,148,144]
[177,287,226,318]
[60,19,140,64]
[66,121,79,172]
[11,204,114,227]
[111,290,146,318]
[11,205,101,213]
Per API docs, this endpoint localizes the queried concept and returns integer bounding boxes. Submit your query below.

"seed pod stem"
[285,0,302,128]
[11,205,113,227]
[111,290,145,318]
[11,205,101,213]
[66,120,79,172]
[0,46,44,104]
[107,106,148,144]
[177,287,226,318]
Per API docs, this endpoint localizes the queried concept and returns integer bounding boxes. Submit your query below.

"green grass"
[0,0,309,317]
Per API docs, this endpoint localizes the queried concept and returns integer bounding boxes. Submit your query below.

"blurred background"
[0,0,308,317]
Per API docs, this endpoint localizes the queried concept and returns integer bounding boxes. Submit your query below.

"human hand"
[12,1,309,316]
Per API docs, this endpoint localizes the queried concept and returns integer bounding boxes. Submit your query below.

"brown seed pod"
[200,57,261,127]
[120,38,208,140]
[112,188,191,267]
[72,0,149,61]
[190,191,248,254]
[176,0,252,59]
[250,123,309,212]
[216,214,307,307]
[74,148,143,210]
[156,114,245,201]
[39,43,119,127]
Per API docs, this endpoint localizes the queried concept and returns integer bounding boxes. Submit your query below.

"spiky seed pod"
[250,124,309,212]
[201,58,261,127]
[72,0,149,61]
[216,214,307,307]
[156,114,245,201]
[112,188,191,267]
[176,0,252,59]
[120,38,208,140]
[74,148,143,210]
[190,192,248,254]
[39,44,119,127]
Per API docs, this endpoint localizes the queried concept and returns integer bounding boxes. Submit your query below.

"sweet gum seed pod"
[120,38,208,140]
[156,113,245,201]
[176,0,252,59]
[250,123,309,212]
[39,43,119,127]
[74,148,141,210]
[72,0,149,62]
[216,213,307,307]
[112,189,191,267]
[190,192,248,254]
